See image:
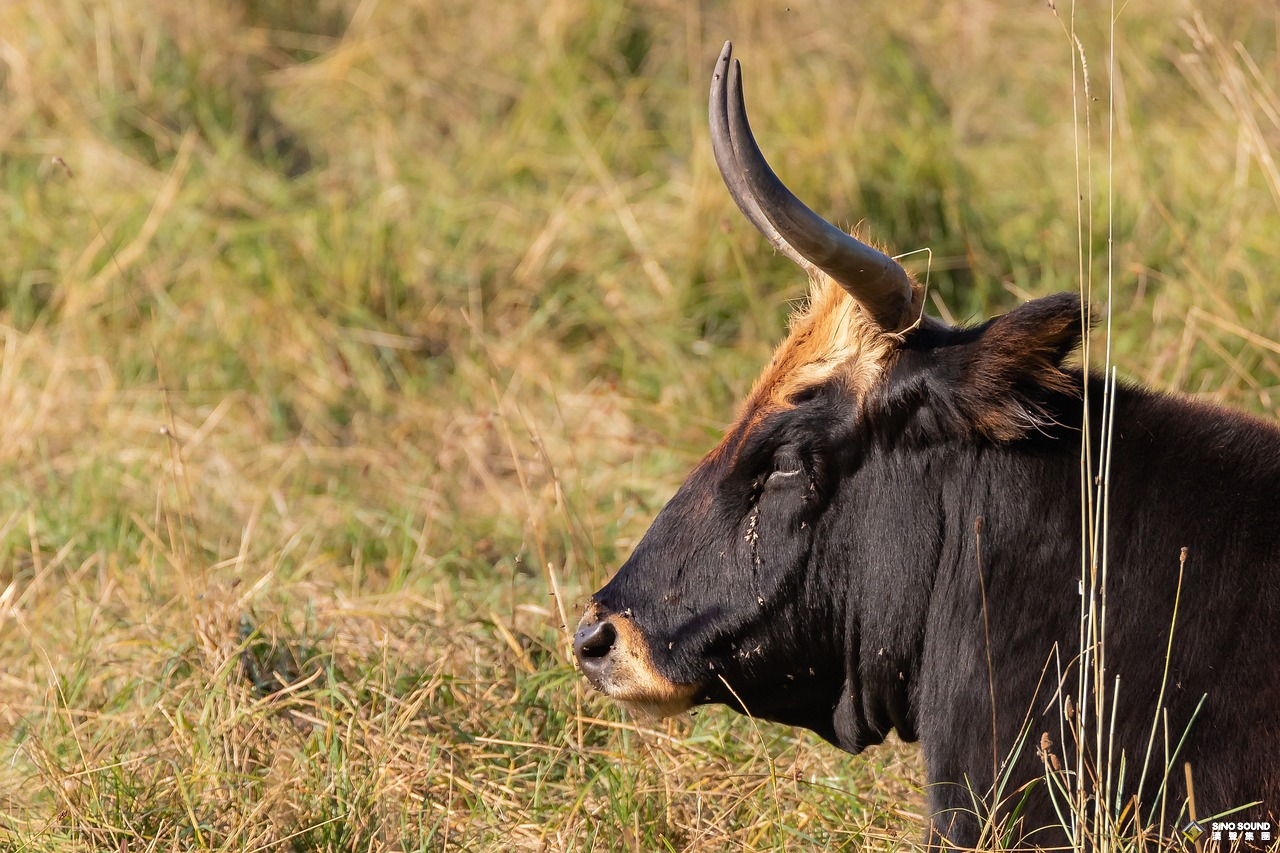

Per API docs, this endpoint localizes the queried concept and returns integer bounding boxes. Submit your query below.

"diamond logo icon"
[1183,821,1205,843]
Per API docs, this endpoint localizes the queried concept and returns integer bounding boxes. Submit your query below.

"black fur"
[587,294,1280,848]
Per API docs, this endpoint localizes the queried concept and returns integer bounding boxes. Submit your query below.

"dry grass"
[0,0,1278,850]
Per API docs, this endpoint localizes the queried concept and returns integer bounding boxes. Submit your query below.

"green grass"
[1,0,1278,849]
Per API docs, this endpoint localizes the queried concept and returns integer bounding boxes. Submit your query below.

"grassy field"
[2,0,1279,849]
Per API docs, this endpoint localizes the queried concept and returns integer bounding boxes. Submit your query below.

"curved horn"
[709,41,915,330]
[709,43,812,272]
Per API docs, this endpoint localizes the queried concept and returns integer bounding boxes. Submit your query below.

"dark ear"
[957,293,1088,441]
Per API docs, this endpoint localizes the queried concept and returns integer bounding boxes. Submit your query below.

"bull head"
[573,41,1084,751]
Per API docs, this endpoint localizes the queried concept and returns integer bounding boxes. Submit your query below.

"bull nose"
[573,619,617,684]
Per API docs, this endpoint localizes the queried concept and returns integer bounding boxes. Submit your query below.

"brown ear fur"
[961,293,1088,441]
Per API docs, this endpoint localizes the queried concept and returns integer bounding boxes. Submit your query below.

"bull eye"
[767,447,805,483]
[766,467,802,484]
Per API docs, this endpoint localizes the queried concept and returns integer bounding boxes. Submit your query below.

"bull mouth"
[573,604,699,718]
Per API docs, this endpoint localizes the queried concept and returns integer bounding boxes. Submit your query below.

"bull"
[573,42,1280,849]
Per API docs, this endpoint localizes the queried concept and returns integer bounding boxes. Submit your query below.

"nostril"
[575,620,617,660]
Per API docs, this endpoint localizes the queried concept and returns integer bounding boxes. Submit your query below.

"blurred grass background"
[1,0,1278,849]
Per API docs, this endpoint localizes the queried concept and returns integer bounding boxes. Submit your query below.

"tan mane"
[741,272,921,419]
